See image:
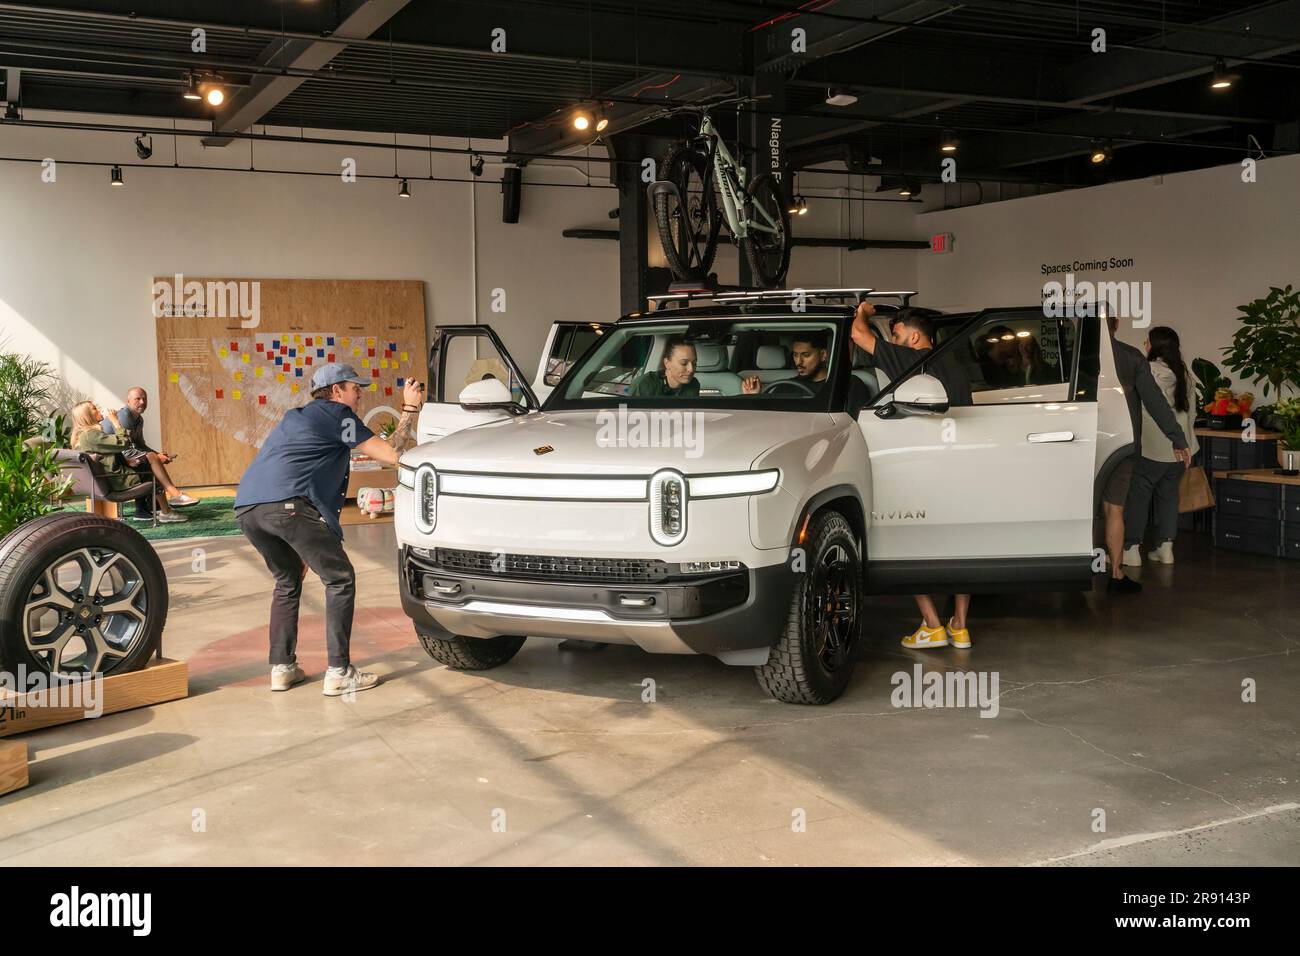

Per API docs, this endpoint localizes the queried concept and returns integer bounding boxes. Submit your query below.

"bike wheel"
[654,145,720,281]
[742,174,792,289]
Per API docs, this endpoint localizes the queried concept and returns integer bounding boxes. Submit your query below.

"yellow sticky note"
[291,383,299,394]
[400,351,408,362]
[341,338,349,348]
[361,359,369,368]
[218,347,228,357]
[380,358,389,369]
[352,347,360,357]
[241,353,250,364]
[367,337,375,347]
[276,372,284,383]
[254,367,264,378]
[293,335,301,344]
[235,372,244,383]
[168,372,179,384]
[232,390,241,400]
[369,383,377,392]
[295,357,302,366]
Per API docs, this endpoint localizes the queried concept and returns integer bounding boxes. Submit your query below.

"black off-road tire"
[415,627,526,670]
[741,173,792,289]
[754,510,862,704]
[0,512,167,679]
[653,144,720,281]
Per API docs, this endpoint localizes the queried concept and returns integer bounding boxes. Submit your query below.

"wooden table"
[345,465,397,500]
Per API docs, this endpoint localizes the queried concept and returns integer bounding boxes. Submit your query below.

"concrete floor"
[3,525,1298,866]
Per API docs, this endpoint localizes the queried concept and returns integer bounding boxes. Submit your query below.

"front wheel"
[653,145,720,281]
[416,627,525,670]
[741,173,792,289]
[754,510,861,704]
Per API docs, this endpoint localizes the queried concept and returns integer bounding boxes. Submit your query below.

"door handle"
[1027,431,1074,443]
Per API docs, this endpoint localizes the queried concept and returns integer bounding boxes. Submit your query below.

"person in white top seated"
[1122,326,1199,565]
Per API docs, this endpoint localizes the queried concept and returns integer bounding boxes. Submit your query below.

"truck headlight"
[397,464,416,489]
[687,469,779,498]
[649,469,687,546]
[414,463,437,533]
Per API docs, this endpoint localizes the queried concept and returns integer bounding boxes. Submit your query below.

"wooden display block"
[0,741,27,796]
[0,658,188,739]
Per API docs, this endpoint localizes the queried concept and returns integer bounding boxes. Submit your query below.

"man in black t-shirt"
[850,300,974,652]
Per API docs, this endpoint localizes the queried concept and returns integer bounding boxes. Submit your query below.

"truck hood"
[400,409,828,475]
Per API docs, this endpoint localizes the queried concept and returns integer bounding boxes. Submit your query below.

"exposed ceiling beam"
[204,0,412,146]
[753,0,957,72]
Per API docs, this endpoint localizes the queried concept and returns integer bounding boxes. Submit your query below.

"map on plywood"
[152,277,427,486]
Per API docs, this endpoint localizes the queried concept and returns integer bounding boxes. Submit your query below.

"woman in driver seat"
[630,336,704,398]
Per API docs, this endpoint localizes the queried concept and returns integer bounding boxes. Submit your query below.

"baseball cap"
[310,362,369,392]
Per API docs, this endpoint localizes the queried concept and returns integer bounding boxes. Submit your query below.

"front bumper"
[398,547,796,666]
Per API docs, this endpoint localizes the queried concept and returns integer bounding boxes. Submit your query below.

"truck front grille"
[433,548,671,584]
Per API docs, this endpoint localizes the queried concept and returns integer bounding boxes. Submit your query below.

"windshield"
[544,318,841,411]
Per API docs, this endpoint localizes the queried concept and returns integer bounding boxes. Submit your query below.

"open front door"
[532,321,612,400]
[858,309,1099,593]
[417,325,539,444]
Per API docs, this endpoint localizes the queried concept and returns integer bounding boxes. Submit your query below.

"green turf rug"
[60,496,242,541]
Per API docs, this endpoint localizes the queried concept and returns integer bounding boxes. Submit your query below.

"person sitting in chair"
[71,401,186,523]
[100,387,198,508]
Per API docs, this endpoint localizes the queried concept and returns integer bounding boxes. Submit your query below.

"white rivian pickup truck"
[394,290,1132,704]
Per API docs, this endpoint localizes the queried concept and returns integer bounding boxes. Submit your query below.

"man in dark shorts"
[234,363,422,695]
[1103,314,1190,593]
[851,300,975,650]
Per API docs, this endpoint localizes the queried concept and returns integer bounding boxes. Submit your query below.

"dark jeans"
[235,499,356,668]
[1123,457,1185,547]
[127,458,156,516]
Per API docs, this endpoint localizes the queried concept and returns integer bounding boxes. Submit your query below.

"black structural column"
[608,133,678,315]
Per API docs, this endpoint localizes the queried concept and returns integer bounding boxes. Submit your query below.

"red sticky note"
[215,389,224,399]
[229,341,238,351]
[279,346,287,355]
[384,349,392,359]
[305,337,313,346]
[255,342,264,352]
[258,395,266,405]
[384,386,392,396]
[327,353,335,363]
[371,368,379,378]
[368,348,375,358]
[305,356,313,365]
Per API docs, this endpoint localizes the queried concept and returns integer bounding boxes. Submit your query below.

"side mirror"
[458,378,524,414]
[876,373,950,418]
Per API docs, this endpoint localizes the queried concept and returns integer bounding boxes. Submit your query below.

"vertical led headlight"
[649,469,687,546]
[414,463,438,534]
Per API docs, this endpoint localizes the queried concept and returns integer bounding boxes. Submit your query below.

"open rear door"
[417,325,539,444]
[532,321,612,400]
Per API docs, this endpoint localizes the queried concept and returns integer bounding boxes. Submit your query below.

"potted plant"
[1272,397,1300,475]
[1221,285,1300,399]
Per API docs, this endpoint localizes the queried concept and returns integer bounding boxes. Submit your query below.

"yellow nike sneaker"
[901,623,949,649]
[946,618,972,649]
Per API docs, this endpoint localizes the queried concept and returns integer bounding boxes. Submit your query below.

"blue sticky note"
[388,342,397,352]
[272,339,280,350]
[396,377,404,387]
[288,348,296,357]
[326,336,335,346]
[294,367,302,377]
[315,348,323,358]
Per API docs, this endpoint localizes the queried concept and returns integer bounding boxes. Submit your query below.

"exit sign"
[931,233,955,254]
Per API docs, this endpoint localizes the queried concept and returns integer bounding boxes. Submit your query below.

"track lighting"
[182,73,201,101]
[398,178,410,198]
[199,77,225,107]
[898,179,917,198]
[134,133,153,160]
[594,107,609,132]
[3,101,19,121]
[572,107,592,131]
[940,131,958,153]
[110,165,124,187]
[825,88,858,107]
[787,195,808,216]
[1089,139,1112,165]
[469,153,484,177]
[1210,58,1238,90]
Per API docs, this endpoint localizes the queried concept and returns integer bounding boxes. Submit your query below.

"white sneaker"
[322,665,380,697]
[1148,541,1175,564]
[157,511,188,523]
[270,662,307,692]
[1122,544,1142,567]
[168,493,200,507]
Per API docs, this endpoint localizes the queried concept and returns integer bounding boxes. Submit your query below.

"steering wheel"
[763,378,816,397]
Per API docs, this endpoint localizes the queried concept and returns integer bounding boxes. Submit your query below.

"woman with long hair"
[70,401,186,522]
[1122,326,1198,564]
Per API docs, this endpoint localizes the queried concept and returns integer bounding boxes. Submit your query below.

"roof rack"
[646,286,918,310]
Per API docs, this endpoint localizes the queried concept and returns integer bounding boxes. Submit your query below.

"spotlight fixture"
[787,194,808,216]
[940,131,958,153]
[398,178,411,198]
[594,107,609,133]
[1210,58,1238,90]
[825,88,858,107]
[572,107,592,131]
[182,73,202,101]
[898,179,918,198]
[134,133,153,160]
[2,101,18,121]
[1089,139,1112,165]
[200,77,225,107]
[110,165,124,187]
[469,153,484,177]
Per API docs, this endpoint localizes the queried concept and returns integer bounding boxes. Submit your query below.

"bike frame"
[697,112,781,242]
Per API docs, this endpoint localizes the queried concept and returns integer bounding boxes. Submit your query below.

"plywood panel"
[153,279,426,486]
[0,659,188,738]
[0,741,26,796]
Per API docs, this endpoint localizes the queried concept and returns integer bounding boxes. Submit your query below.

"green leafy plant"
[1191,358,1231,411]
[0,350,57,439]
[1221,285,1300,399]
[1270,397,1300,451]
[0,434,73,537]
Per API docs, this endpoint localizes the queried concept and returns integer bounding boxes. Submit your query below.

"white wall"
[0,112,619,448]
[914,154,1300,397]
